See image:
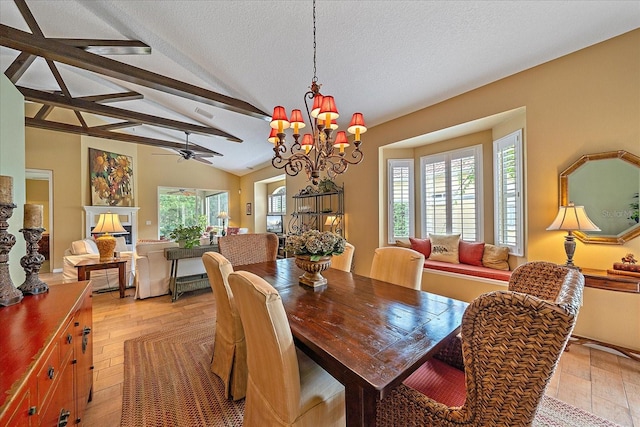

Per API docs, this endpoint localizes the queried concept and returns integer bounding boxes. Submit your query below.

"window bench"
[420,260,511,304]
[423,260,512,282]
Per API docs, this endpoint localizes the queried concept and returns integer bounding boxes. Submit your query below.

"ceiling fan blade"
[194,157,213,165]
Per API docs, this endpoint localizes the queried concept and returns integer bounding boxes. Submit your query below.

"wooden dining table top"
[236,258,469,426]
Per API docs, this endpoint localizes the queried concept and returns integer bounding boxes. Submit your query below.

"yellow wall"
[340,29,640,350]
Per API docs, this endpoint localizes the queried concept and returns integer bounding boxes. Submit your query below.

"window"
[493,130,523,255]
[268,186,287,215]
[420,145,483,241]
[206,192,229,226]
[158,187,228,238]
[388,159,414,243]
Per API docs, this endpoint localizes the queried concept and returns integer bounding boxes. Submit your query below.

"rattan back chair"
[218,232,278,267]
[508,260,570,301]
[377,268,584,427]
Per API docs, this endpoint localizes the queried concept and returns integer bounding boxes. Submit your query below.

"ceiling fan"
[153,132,216,165]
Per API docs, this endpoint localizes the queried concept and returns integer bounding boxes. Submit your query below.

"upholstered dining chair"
[228,271,346,426]
[218,232,279,267]
[376,266,585,427]
[331,242,355,272]
[370,246,425,290]
[201,252,247,401]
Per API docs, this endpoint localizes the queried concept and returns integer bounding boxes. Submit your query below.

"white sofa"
[62,237,134,292]
[134,241,208,299]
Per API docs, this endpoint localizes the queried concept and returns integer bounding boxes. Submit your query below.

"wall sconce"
[546,202,600,269]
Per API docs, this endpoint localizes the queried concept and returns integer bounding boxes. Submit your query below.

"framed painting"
[246,202,252,215]
[89,148,134,207]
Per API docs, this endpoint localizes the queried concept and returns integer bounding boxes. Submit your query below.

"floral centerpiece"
[286,230,346,261]
[286,230,346,288]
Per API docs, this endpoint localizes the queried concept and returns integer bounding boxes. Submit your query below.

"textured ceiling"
[1,0,638,175]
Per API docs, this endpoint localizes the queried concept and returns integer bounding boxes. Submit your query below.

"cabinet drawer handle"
[83,326,91,335]
[67,334,73,344]
[47,366,55,380]
[28,406,37,416]
[58,409,71,427]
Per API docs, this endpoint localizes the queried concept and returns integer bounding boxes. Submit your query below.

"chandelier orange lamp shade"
[268,0,367,185]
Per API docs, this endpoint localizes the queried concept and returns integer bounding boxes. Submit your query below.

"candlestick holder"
[18,227,49,295]
[0,202,24,307]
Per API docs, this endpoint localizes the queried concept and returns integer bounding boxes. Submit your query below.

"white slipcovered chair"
[228,271,345,426]
[370,246,425,290]
[202,252,247,400]
[330,242,355,272]
[62,237,134,292]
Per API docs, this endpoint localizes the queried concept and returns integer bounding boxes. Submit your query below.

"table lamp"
[217,211,230,236]
[546,202,600,269]
[324,215,336,232]
[92,212,127,261]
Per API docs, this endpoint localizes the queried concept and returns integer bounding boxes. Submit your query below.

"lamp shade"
[217,211,230,220]
[324,215,336,226]
[546,203,601,231]
[347,112,367,138]
[92,212,127,234]
[270,106,290,130]
[311,94,324,118]
[328,119,339,130]
[333,131,350,150]
[268,128,279,144]
[317,96,339,121]
[289,109,306,133]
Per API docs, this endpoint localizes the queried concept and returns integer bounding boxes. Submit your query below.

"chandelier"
[269,0,366,186]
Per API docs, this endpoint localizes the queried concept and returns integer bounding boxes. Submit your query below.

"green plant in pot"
[169,223,204,249]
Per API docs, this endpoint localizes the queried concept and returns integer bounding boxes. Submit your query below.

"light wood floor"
[64,284,638,427]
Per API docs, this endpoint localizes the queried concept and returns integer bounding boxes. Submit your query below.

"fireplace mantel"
[84,206,140,251]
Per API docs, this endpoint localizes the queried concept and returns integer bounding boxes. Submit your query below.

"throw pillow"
[482,244,510,270]
[115,236,128,252]
[428,234,460,264]
[84,238,99,254]
[394,240,412,249]
[409,237,432,259]
[459,240,485,266]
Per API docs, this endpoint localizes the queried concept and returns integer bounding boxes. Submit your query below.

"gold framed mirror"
[560,150,640,244]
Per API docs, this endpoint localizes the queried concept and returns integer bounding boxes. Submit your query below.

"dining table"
[235,257,469,427]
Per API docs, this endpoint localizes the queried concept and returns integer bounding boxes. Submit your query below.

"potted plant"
[169,223,204,249]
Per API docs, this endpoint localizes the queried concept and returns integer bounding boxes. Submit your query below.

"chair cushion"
[459,240,485,266]
[428,234,460,264]
[403,358,466,407]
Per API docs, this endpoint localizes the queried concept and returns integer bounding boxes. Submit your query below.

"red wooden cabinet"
[0,281,93,426]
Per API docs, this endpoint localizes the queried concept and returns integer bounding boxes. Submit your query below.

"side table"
[75,258,128,298]
[164,244,218,302]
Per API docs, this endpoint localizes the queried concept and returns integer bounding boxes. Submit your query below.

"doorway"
[25,169,53,273]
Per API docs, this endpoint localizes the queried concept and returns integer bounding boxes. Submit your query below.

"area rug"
[122,323,620,427]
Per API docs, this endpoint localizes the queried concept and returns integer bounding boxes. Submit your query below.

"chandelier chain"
[312,0,317,84]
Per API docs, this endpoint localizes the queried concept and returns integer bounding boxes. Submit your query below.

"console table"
[164,244,218,302]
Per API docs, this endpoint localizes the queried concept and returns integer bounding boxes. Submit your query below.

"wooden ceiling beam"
[4,51,36,83]
[0,24,270,121]
[92,121,139,131]
[25,117,222,156]
[33,104,54,120]
[18,86,242,142]
[52,39,151,55]
[78,91,143,104]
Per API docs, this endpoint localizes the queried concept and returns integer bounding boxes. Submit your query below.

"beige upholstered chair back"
[218,233,278,267]
[508,261,576,302]
[228,271,301,422]
[202,252,247,400]
[331,242,355,272]
[377,267,585,427]
[370,246,425,290]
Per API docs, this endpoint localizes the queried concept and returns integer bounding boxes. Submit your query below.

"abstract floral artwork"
[89,148,134,206]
